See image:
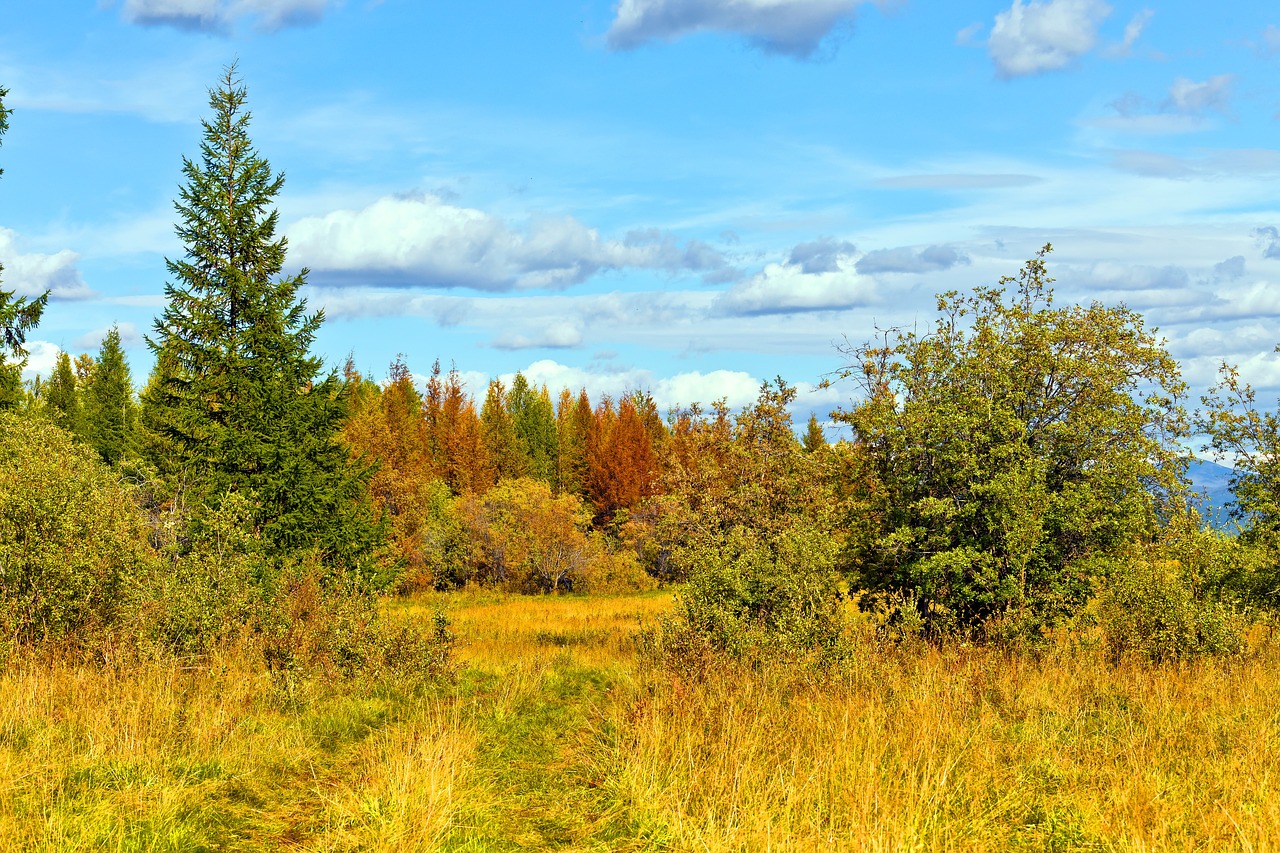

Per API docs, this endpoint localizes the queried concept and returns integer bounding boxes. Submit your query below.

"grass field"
[2,590,1279,851]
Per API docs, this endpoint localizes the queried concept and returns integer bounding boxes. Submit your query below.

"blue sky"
[3,0,1280,434]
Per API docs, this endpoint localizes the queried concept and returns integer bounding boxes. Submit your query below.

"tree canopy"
[833,246,1189,636]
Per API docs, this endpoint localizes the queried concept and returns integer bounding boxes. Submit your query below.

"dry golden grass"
[600,640,1280,852]
[0,644,473,851]
[3,589,1279,851]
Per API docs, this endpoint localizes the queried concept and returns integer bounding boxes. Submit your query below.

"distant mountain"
[1186,458,1237,530]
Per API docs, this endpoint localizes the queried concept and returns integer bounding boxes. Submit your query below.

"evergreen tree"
[480,379,524,485]
[46,350,84,437]
[144,66,381,571]
[802,413,825,453]
[83,326,138,464]
[0,84,49,410]
[507,372,558,483]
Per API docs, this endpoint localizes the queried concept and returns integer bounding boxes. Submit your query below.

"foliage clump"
[459,478,653,594]
[834,246,1189,639]
[644,380,848,669]
[0,415,151,649]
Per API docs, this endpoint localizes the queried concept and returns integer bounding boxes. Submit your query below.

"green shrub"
[1097,552,1245,662]
[0,413,154,648]
[651,524,847,671]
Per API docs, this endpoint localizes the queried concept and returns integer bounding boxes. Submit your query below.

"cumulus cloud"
[1164,75,1234,115]
[987,0,1111,78]
[120,0,335,32]
[509,359,765,411]
[716,241,873,316]
[855,244,970,275]
[19,341,61,380]
[287,193,729,291]
[0,229,94,301]
[492,321,584,351]
[73,324,142,352]
[1213,256,1246,281]
[605,0,874,58]
[788,237,857,274]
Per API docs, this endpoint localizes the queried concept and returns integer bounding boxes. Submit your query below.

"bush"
[1097,547,1246,662]
[134,492,271,656]
[0,414,154,649]
[651,524,847,672]
[257,558,454,692]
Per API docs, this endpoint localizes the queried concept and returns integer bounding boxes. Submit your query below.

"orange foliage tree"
[584,394,660,525]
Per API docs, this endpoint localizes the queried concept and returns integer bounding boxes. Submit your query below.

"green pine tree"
[144,66,382,572]
[45,350,84,436]
[0,84,49,411]
[83,327,138,464]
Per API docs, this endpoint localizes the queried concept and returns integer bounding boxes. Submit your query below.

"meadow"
[2,589,1278,852]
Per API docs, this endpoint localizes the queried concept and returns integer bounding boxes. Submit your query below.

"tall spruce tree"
[84,326,138,464]
[0,84,49,410]
[144,66,381,571]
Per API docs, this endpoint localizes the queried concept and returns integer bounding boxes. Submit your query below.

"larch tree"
[143,66,381,572]
[0,84,49,410]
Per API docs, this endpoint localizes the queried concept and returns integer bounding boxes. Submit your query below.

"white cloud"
[73,323,141,352]
[1102,8,1152,57]
[504,359,765,411]
[715,249,876,316]
[492,321,584,351]
[1261,24,1280,56]
[955,22,984,46]
[1165,75,1233,115]
[288,193,729,292]
[987,0,1111,78]
[19,341,61,380]
[120,0,336,33]
[605,0,875,58]
[0,229,93,301]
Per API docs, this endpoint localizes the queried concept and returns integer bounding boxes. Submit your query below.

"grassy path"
[394,592,673,852]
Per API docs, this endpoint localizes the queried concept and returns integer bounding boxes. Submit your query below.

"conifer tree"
[480,379,524,485]
[0,85,49,410]
[507,372,558,483]
[144,66,381,570]
[83,327,138,463]
[803,413,825,453]
[45,351,83,436]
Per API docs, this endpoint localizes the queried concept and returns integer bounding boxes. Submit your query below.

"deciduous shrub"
[1096,553,1245,662]
[650,524,847,672]
[0,413,154,650]
[1095,519,1257,661]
